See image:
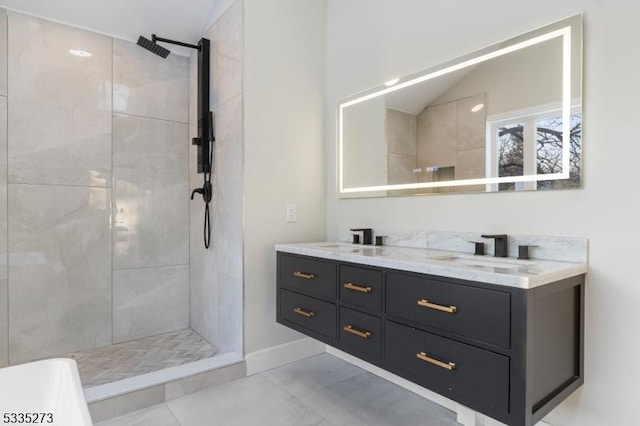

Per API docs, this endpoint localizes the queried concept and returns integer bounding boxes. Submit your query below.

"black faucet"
[481,234,508,257]
[350,228,373,245]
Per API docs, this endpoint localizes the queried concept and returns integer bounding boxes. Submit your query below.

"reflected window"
[497,123,524,191]
[536,113,581,189]
[489,107,581,191]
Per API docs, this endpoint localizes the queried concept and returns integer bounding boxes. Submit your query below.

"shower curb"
[87,353,245,423]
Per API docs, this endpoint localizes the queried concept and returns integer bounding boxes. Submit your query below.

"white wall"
[326,1,640,425]
[243,0,327,355]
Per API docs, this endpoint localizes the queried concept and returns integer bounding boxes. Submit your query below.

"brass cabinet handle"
[343,325,372,339]
[343,282,372,293]
[417,299,457,314]
[293,307,315,318]
[293,271,315,280]
[416,352,456,371]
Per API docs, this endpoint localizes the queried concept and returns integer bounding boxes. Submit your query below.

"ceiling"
[0,0,221,49]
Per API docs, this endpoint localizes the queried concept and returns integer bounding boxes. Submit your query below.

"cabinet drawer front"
[339,307,382,359]
[385,321,509,415]
[339,265,382,312]
[386,272,510,348]
[280,289,337,339]
[280,254,337,299]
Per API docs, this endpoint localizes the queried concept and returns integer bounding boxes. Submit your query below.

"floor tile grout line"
[260,354,369,399]
[288,393,337,426]
[164,402,184,426]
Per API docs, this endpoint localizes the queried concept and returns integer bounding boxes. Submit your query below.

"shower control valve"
[191,181,212,203]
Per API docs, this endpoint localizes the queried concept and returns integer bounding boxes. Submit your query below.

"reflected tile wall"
[113,266,189,343]
[0,9,7,96]
[7,12,112,187]
[113,113,189,269]
[113,39,189,123]
[8,185,111,364]
[418,101,457,169]
[387,109,417,157]
[457,94,486,151]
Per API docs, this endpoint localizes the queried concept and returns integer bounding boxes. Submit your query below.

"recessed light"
[471,103,484,112]
[384,78,400,87]
[68,49,92,58]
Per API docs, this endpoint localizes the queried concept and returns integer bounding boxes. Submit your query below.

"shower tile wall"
[8,185,112,363]
[0,4,7,367]
[0,8,6,97]
[111,39,189,343]
[189,0,244,355]
[112,114,189,270]
[113,266,189,343]
[0,9,190,363]
[7,13,112,187]
[113,39,189,123]
[6,12,113,364]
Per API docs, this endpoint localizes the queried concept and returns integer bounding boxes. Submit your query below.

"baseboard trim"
[245,338,326,375]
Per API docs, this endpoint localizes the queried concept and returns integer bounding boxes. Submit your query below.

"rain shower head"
[136,35,170,58]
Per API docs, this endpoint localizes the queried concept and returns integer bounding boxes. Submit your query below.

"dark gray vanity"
[275,243,585,426]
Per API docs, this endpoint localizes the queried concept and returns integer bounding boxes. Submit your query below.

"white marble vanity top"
[275,242,587,289]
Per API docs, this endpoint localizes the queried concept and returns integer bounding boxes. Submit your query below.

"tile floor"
[68,329,218,386]
[96,353,461,426]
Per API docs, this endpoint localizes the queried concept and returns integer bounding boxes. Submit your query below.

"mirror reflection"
[339,15,582,197]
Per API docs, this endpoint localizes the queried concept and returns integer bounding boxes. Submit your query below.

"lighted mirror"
[338,14,582,197]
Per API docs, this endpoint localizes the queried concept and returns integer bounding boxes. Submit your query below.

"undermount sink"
[428,254,534,270]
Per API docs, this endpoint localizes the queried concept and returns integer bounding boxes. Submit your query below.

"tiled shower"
[0,0,243,387]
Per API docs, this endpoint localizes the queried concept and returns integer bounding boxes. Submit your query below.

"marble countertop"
[275,242,587,289]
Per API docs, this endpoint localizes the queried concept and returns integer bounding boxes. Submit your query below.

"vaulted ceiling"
[0,0,222,46]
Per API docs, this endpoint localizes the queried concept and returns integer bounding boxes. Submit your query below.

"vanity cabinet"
[276,252,585,426]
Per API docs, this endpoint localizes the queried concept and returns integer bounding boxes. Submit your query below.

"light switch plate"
[286,203,296,222]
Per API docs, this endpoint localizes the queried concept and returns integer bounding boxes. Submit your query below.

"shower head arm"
[152,34,201,51]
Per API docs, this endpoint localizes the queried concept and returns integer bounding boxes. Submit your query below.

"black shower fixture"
[138,33,214,248]
[136,35,171,58]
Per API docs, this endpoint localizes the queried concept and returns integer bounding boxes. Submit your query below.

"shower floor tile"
[65,329,218,387]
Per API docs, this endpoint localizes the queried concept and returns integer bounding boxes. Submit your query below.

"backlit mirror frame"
[338,14,582,196]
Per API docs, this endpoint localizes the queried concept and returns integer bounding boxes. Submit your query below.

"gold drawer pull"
[293,271,315,280]
[417,352,456,371]
[343,325,372,339]
[344,282,372,293]
[293,307,315,318]
[417,299,457,314]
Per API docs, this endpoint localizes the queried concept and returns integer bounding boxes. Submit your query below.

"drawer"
[339,265,383,312]
[279,254,337,299]
[339,307,382,359]
[386,272,510,348]
[385,321,509,415]
[280,289,337,339]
